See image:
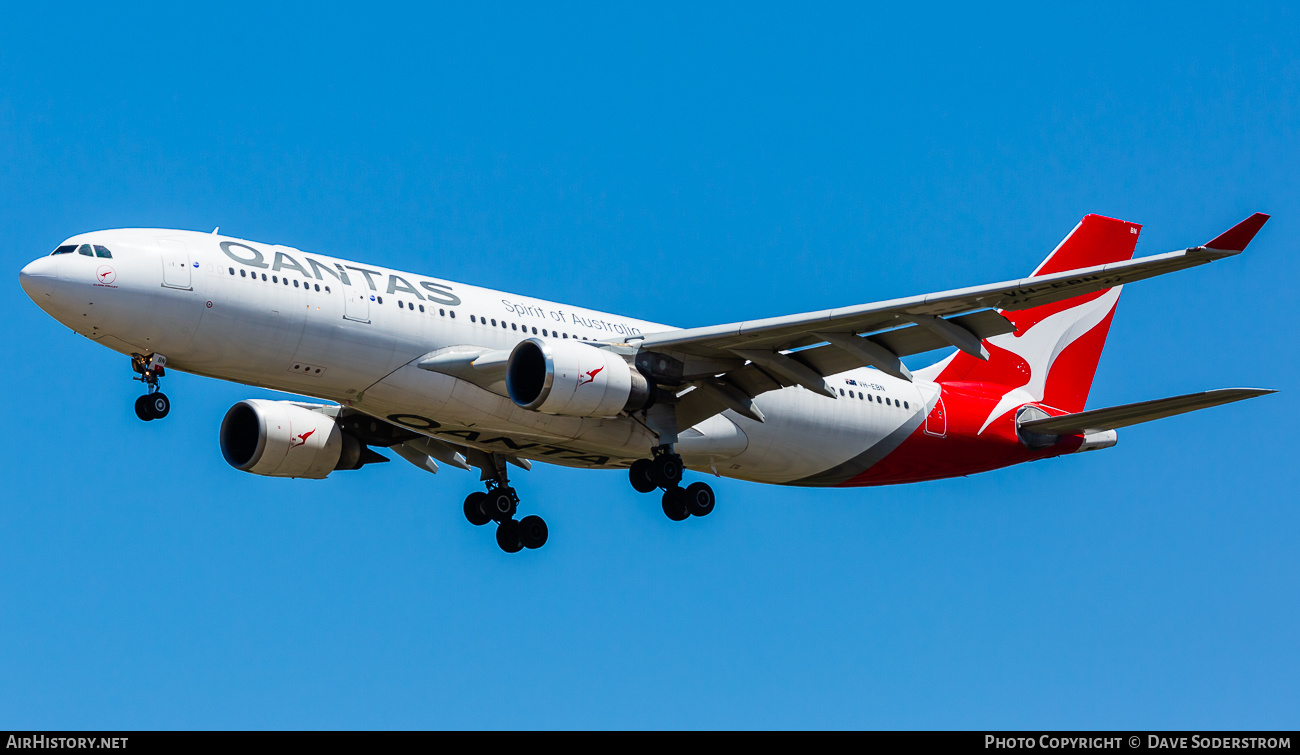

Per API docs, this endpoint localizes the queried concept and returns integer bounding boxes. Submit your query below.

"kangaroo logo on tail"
[932,214,1141,432]
[977,286,1122,433]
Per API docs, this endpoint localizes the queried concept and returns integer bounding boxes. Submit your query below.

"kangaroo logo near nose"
[95,266,117,287]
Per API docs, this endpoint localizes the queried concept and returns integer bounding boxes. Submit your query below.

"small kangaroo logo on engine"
[577,366,603,387]
[290,428,315,448]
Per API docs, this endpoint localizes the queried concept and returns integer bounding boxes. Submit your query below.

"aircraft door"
[343,283,370,323]
[159,238,192,290]
[924,394,947,438]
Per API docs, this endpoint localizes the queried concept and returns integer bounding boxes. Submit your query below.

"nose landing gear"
[630,445,715,522]
[131,353,171,421]
[134,393,170,422]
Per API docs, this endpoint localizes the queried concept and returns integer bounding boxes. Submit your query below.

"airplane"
[18,213,1275,553]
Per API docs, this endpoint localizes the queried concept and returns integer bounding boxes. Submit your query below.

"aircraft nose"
[19,256,58,300]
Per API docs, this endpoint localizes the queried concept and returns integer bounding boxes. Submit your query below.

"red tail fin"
[934,214,1141,419]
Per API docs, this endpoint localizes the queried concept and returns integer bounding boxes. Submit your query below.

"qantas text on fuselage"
[18,214,1274,552]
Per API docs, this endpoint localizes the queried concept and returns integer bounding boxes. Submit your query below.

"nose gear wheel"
[130,353,171,422]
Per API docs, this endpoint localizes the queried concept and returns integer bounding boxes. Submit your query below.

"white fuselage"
[21,229,932,484]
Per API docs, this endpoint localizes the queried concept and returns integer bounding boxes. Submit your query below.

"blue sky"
[1,2,1297,729]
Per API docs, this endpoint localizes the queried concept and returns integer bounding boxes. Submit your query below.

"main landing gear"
[131,353,171,422]
[462,455,548,553]
[629,445,715,521]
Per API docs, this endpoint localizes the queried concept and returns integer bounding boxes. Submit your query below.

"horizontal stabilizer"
[1019,388,1276,436]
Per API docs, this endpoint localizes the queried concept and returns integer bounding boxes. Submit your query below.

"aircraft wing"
[641,244,1240,373]
[638,214,1268,428]
[1018,388,1276,436]
[308,402,534,479]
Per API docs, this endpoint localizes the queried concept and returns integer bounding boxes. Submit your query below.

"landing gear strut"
[629,445,715,521]
[462,453,548,553]
[131,353,170,421]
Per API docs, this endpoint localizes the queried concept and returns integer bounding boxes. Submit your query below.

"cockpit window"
[50,245,76,256]
[93,245,113,258]
[78,244,94,256]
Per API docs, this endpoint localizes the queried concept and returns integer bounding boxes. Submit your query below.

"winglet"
[1205,212,1269,251]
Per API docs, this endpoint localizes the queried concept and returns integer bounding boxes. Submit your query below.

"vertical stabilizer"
[932,215,1141,425]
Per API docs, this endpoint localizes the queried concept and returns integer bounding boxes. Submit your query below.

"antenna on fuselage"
[211,227,220,235]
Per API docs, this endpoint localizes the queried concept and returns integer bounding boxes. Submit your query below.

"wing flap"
[791,310,1015,381]
[1019,388,1276,436]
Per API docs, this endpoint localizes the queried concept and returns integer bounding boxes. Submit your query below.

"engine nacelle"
[506,338,652,418]
[219,399,364,479]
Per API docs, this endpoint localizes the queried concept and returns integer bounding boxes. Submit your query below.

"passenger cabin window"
[93,245,112,258]
[50,245,76,256]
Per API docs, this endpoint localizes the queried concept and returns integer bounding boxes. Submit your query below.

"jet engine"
[506,337,653,418]
[219,399,368,479]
